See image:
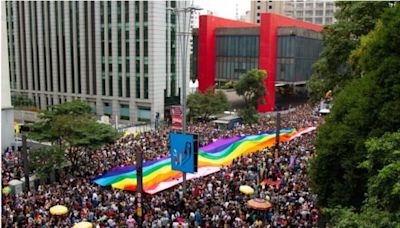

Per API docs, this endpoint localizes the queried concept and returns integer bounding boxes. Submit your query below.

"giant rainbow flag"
[93,127,315,194]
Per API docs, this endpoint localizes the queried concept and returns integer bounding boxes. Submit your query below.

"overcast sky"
[193,0,250,20]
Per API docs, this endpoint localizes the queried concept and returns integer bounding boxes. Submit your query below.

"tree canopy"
[235,69,266,123]
[310,3,400,213]
[308,1,391,104]
[29,100,121,168]
[187,88,229,121]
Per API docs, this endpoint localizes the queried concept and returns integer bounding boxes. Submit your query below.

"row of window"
[99,1,148,99]
[7,2,97,95]
[103,102,151,122]
[166,1,177,97]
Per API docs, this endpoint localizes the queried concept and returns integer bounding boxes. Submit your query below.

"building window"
[137,106,151,122]
[257,6,260,10]
[126,77,130,97]
[117,2,121,23]
[109,75,113,96]
[136,77,140,98]
[316,10,323,16]
[103,102,112,116]
[296,11,304,17]
[257,12,260,16]
[118,29,122,56]
[125,1,129,23]
[126,59,130,72]
[325,17,333,24]
[135,1,139,22]
[120,104,130,120]
[118,75,123,97]
[144,41,148,57]
[269,5,272,9]
[136,40,140,57]
[257,19,260,23]
[102,77,106,95]
[315,17,323,24]
[136,59,140,73]
[144,77,148,99]
[326,10,334,17]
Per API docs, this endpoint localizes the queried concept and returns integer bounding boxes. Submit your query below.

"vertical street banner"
[171,105,183,130]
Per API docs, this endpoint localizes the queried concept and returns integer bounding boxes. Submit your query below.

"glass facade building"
[5,1,191,123]
[192,26,322,83]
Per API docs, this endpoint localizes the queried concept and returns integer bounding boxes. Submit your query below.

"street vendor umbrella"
[49,205,68,215]
[247,198,272,210]
[239,185,255,195]
[2,186,12,195]
[73,221,93,228]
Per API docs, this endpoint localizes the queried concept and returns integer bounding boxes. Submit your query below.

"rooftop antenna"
[235,3,239,20]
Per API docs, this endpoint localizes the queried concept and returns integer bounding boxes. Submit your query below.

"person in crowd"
[2,104,322,227]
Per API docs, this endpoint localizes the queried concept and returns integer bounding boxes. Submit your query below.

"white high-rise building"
[2,1,14,150]
[5,1,191,124]
[250,0,337,25]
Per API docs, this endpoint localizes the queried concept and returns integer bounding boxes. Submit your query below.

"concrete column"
[94,2,103,116]
[64,2,73,99]
[72,2,79,95]
[24,2,33,95]
[50,2,59,94]
[87,2,94,95]
[12,2,21,91]
[79,1,87,96]
[1,1,15,150]
[36,2,45,103]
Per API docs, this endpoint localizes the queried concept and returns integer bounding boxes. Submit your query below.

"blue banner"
[170,133,198,173]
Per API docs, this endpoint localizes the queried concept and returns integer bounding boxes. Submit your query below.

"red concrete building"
[193,13,323,112]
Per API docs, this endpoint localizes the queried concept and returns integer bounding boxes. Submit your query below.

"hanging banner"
[171,105,183,130]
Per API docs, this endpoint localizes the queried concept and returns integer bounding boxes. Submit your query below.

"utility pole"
[135,148,143,227]
[168,3,202,197]
[275,112,281,151]
[21,134,30,192]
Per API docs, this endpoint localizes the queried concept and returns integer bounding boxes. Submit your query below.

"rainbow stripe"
[93,128,312,194]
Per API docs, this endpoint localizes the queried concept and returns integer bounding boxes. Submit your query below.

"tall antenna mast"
[235,3,239,20]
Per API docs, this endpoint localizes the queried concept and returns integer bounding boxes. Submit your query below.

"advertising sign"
[170,105,183,130]
[170,133,198,173]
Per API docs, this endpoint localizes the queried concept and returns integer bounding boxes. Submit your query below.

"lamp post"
[167,3,202,196]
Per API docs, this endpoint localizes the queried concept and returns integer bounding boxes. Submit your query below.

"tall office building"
[250,0,336,25]
[5,1,191,124]
[1,1,14,150]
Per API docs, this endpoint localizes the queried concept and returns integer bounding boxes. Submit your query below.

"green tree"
[187,88,229,121]
[322,131,400,227]
[29,100,121,168]
[310,4,400,209]
[235,69,266,123]
[29,146,65,179]
[323,206,400,228]
[362,132,400,212]
[308,1,391,104]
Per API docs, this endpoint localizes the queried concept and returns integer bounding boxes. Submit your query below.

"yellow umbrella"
[49,205,68,215]
[73,221,93,228]
[239,185,255,195]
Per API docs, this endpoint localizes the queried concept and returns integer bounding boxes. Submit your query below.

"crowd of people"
[2,104,323,227]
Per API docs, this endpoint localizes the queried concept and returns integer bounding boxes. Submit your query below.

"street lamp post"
[168,3,202,196]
